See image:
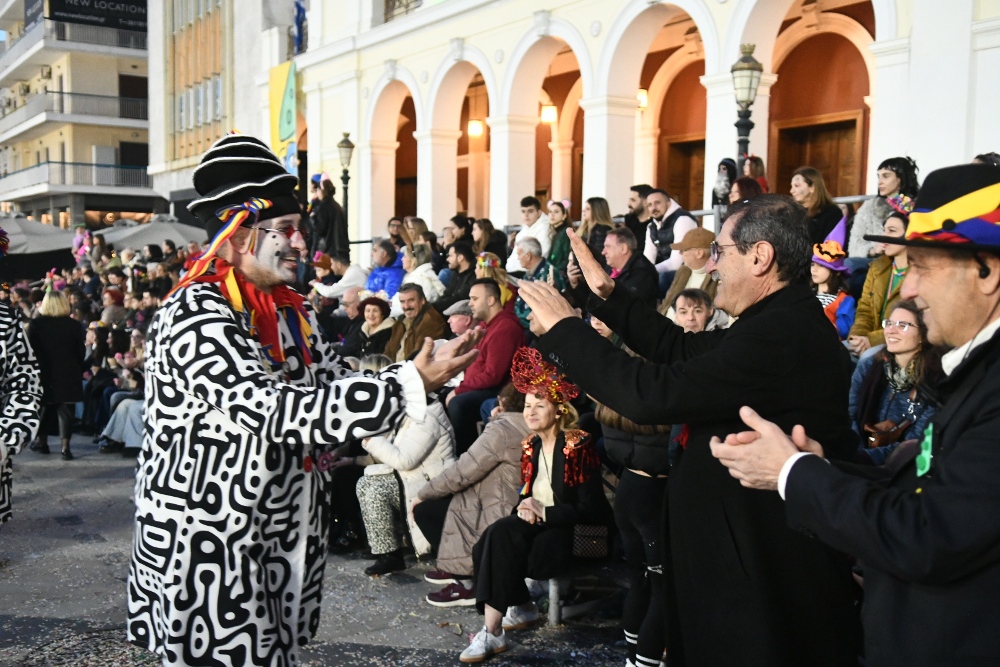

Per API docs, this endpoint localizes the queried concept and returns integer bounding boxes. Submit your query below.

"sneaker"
[502,602,541,631]
[363,550,406,576]
[426,582,476,607]
[459,626,508,663]
[424,569,468,585]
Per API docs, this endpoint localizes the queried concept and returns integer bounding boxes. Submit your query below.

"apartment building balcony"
[0,91,147,144]
[0,161,153,202]
[0,19,146,88]
[384,0,423,22]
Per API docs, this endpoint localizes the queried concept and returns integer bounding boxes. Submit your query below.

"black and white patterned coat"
[127,283,426,666]
[0,301,42,526]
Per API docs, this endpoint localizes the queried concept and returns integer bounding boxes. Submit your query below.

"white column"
[633,127,660,187]
[866,38,911,193]
[581,96,638,204]
[360,140,399,245]
[548,140,575,202]
[971,19,1000,157]
[487,115,538,229]
[701,73,736,210]
[415,129,463,229]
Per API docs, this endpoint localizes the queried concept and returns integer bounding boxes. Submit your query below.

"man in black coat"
[568,226,658,309]
[519,196,862,666]
[711,164,1000,667]
[433,242,476,314]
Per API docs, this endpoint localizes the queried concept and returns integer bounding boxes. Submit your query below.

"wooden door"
[395,177,417,218]
[771,111,864,197]
[658,136,705,211]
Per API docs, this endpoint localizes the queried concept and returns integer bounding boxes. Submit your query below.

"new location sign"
[49,0,147,31]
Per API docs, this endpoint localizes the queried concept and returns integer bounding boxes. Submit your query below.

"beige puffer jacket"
[416,411,531,576]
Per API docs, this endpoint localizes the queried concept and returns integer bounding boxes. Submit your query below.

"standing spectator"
[848,194,915,358]
[446,279,524,454]
[572,227,657,309]
[729,176,764,203]
[743,154,769,192]
[811,218,856,340]
[642,189,699,297]
[513,237,563,328]
[312,177,350,259]
[849,300,938,465]
[27,291,83,460]
[72,222,89,256]
[546,199,572,281]
[472,218,508,263]
[577,197,614,271]
[622,185,653,244]
[357,296,395,356]
[505,197,551,274]
[385,284,447,362]
[790,167,843,246]
[364,239,406,299]
[419,384,530,607]
[660,227,717,319]
[433,242,476,313]
[712,158,738,207]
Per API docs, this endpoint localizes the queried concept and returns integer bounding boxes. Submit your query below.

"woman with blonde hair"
[790,166,843,246]
[475,252,517,310]
[578,197,614,270]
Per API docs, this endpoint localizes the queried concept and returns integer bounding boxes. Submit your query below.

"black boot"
[364,550,406,576]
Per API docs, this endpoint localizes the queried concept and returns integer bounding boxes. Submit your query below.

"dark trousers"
[616,470,668,667]
[412,495,453,554]
[40,403,74,440]
[472,514,572,614]
[330,464,365,537]
[447,388,499,455]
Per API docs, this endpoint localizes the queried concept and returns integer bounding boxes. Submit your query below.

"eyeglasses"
[255,225,303,240]
[709,242,738,263]
[882,319,915,332]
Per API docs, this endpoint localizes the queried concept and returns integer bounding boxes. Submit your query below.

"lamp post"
[337,132,355,221]
[730,44,764,173]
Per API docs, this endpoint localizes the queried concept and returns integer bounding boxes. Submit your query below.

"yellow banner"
[269,61,298,174]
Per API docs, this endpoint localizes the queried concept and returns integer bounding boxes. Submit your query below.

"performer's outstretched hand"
[517,281,580,335]
[567,228,615,299]
[414,331,481,392]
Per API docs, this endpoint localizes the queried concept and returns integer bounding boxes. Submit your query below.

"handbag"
[863,419,912,449]
[572,524,608,559]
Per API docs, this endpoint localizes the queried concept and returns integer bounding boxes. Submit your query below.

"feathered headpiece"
[886,193,915,220]
[511,347,579,410]
[476,252,501,269]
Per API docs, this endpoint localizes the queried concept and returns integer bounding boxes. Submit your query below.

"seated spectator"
[100,288,127,326]
[355,354,457,576]
[671,288,728,333]
[461,347,610,663]
[570,227,657,309]
[97,369,144,454]
[475,253,517,310]
[472,218,509,263]
[642,188,699,296]
[417,383,531,607]
[811,218,856,340]
[420,230,446,274]
[546,200,572,281]
[331,286,365,357]
[444,299,476,337]
[357,295,394,356]
[310,252,369,303]
[743,154,769,192]
[386,217,406,252]
[404,216,430,244]
[433,242,476,313]
[364,239,406,298]
[443,214,473,247]
[578,197,614,271]
[729,176,764,203]
[660,227,716,319]
[385,284,447,362]
[513,237,564,328]
[446,279,525,455]
[849,300,939,465]
[790,167,843,246]
[391,244,446,316]
[506,197,551,274]
[847,194,915,359]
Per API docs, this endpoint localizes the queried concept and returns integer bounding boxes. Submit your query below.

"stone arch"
[772,13,876,92]
[426,43,498,128]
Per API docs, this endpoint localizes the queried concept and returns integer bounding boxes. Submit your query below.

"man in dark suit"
[519,195,862,666]
[568,227,658,309]
[711,164,1000,667]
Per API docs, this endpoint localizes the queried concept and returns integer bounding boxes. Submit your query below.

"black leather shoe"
[29,440,50,454]
[99,439,125,454]
[364,551,406,576]
[61,449,74,461]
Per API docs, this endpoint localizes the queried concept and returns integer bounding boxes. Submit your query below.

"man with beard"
[519,195,862,666]
[622,183,653,243]
[127,134,479,667]
[642,189,699,298]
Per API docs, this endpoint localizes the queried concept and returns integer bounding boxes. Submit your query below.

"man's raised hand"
[517,281,580,335]
[413,332,480,392]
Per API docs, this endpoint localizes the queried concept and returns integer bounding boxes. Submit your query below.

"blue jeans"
[657,270,676,299]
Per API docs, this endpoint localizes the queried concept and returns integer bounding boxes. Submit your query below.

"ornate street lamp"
[337,132,355,220]
[731,44,764,173]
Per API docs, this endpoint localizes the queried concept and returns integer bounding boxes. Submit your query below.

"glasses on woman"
[709,242,738,263]
[882,319,915,332]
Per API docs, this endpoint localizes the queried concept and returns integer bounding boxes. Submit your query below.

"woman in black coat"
[27,292,85,460]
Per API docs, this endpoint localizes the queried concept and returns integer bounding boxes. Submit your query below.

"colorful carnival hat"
[865,164,1000,251]
[885,193,915,221]
[812,217,850,273]
[511,347,579,409]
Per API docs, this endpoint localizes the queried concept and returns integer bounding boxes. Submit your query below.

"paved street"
[0,436,626,666]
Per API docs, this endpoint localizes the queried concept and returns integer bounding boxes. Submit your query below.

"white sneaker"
[524,577,547,599]
[459,626,508,663]
[502,602,541,630]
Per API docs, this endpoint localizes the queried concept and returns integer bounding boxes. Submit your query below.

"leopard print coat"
[0,301,42,526]
[127,283,424,666]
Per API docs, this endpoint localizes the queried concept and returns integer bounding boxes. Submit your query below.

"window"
[214,75,222,120]
[177,93,185,133]
[195,84,203,125]
[187,88,195,129]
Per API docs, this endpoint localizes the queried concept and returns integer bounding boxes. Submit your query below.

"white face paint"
[240,213,305,288]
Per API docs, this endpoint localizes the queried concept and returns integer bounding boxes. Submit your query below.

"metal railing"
[0,161,151,196]
[0,19,146,72]
[385,0,422,22]
[0,91,147,136]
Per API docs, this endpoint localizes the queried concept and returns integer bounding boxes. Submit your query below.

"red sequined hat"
[511,347,579,406]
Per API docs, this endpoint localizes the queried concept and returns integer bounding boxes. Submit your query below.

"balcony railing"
[0,161,151,196]
[0,92,147,137]
[0,19,146,71]
[385,0,422,22]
